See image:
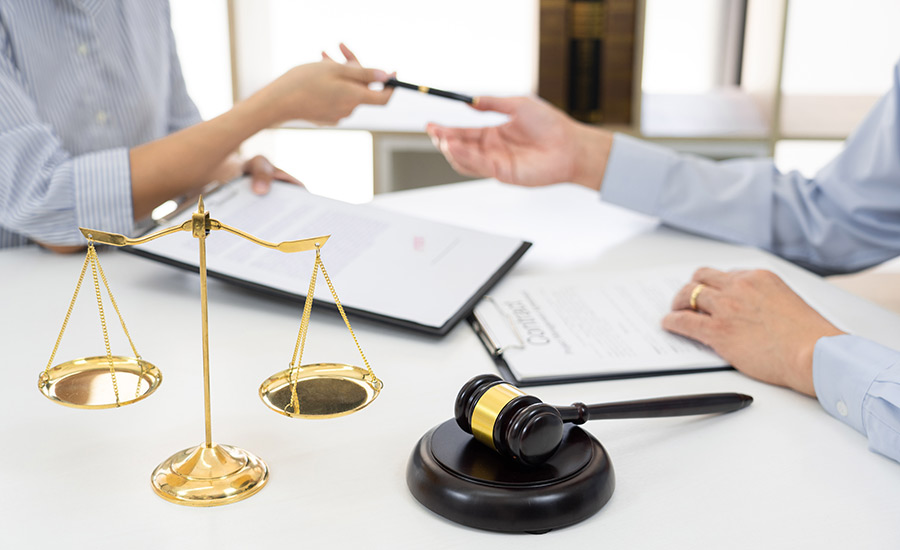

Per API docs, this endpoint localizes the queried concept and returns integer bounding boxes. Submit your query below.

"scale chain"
[89,244,121,405]
[44,246,91,375]
[317,249,380,388]
[287,253,320,414]
[94,248,144,399]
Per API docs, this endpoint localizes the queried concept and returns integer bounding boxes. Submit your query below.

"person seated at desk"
[0,2,392,252]
[426,62,900,464]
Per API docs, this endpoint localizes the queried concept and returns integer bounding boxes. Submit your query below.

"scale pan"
[38,356,162,409]
[259,363,381,419]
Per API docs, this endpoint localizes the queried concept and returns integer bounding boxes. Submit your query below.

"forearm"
[129,94,279,219]
[600,134,777,247]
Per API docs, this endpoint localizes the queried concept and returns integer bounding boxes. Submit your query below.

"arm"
[0,44,133,248]
[0,50,390,249]
[601,61,900,274]
[431,63,900,275]
[663,267,900,463]
[130,60,391,221]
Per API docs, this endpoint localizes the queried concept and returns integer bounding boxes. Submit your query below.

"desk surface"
[2,180,899,549]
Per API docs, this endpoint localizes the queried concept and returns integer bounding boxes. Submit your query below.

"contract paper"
[473,266,730,382]
[134,178,528,333]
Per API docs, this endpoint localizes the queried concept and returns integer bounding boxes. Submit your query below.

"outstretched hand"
[261,43,393,126]
[663,268,844,396]
[426,96,612,190]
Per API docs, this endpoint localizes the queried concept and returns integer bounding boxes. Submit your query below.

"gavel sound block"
[406,374,752,533]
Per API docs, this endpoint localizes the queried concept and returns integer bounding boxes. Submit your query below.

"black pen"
[384,77,476,104]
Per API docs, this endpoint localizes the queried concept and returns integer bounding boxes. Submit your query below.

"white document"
[472,265,731,383]
[134,178,528,334]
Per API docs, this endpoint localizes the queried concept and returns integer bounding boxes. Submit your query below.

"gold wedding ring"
[689,283,706,311]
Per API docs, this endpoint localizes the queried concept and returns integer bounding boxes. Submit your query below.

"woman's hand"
[208,153,301,194]
[258,43,393,125]
[663,268,845,396]
[243,154,302,194]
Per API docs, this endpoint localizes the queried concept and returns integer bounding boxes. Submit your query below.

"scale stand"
[39,197,383,506]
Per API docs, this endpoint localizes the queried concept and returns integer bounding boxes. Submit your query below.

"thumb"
[343,64,388,84]
[469,96,524,114]
[245,155,275,195]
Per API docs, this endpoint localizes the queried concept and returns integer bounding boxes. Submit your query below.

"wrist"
[237,87,287,130]
[793,328,845,396]
[571,124,613,191]
[792,340,819,397]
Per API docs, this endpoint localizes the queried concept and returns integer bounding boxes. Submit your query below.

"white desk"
[2,180,899,549]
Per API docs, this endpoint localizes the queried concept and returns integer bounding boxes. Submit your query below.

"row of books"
[538,0,637,125]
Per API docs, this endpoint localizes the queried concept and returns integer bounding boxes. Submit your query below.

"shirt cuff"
[600,133,680,216]
[813,334,897,434]
[73,147,134,240]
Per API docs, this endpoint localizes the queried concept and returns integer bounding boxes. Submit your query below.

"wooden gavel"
[455,374,753,466]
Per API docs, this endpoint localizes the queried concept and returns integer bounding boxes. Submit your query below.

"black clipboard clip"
[470,296,524,356]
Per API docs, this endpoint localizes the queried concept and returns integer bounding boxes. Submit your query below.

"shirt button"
[77,43,88,56]
[95,110,108,124]
[836,400,849,417]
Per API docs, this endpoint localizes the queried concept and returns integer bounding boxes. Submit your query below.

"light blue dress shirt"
[0,0,201,248]
[601,61,900,463]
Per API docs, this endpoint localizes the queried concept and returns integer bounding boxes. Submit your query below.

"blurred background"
[170,0,900,204]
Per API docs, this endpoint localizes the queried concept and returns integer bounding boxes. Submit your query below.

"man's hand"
[663,268,845,396]
[426,96,613,190]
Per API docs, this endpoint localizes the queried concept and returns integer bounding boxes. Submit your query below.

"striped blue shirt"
[0,0,201,248]
[602,60,900,463]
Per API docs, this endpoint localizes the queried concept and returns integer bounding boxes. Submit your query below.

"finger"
[671,281,699,310]
[661,310,715,345]
[425,123,445,145]
[321,51,334,62]
[246,155,275,194]
[357,85,394,106]
[426,123,487,144]
[426,124,491,146]
[339,43,360,65]
[692,267,730,287]
[470,96,525,114]
[273,168,304,187]
[671,282,722,313]
[344,65,388,83]
[442,137,496,179]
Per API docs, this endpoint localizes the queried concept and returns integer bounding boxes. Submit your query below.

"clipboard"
[468,269,734,386]
[124,178,531,336]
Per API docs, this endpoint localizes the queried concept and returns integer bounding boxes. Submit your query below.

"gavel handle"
[557,393,753,424]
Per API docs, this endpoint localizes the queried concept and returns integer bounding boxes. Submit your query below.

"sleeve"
[0,23,133,246]
[164,1,202,133]
[813,335,900,463]
[601,60,900,275]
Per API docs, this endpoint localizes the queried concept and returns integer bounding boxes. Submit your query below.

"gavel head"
[454,374,563,466]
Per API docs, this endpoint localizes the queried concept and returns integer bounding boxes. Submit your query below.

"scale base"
[407,420,615,533]
[151,443,268,506]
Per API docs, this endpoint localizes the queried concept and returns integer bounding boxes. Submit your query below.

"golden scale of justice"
[37,197,383,506]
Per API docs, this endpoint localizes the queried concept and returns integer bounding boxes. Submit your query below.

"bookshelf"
[538,0,900,167]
